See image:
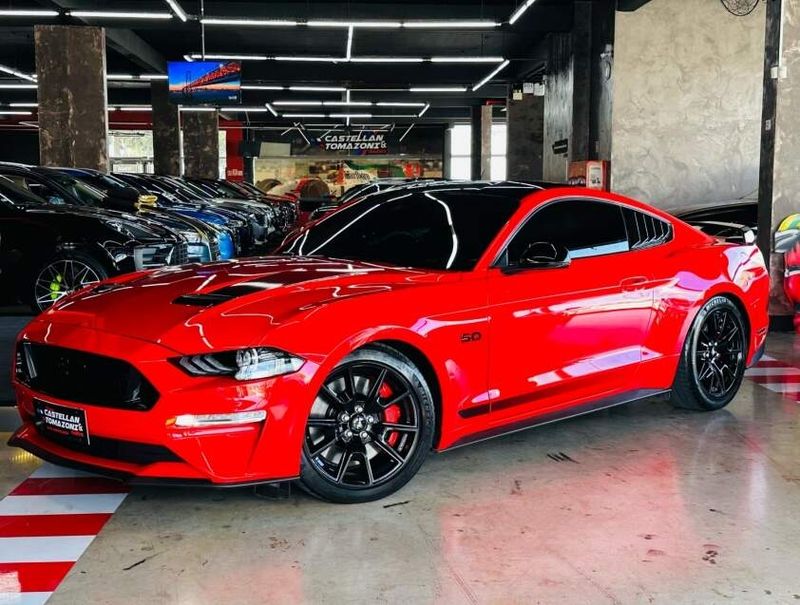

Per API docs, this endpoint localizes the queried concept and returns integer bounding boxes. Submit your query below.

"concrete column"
[151,82,181,176]
[470,105,492,180]
[34,25,108,171]
[760,0,800,328]
[506,90,544,181]
[183,110,219,179]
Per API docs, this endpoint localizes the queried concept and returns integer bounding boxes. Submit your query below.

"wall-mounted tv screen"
[168,61,241,105]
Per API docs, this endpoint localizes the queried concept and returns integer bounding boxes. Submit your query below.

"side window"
[12,177,62,204]
[623,208,673,250]
[506,199,629,264]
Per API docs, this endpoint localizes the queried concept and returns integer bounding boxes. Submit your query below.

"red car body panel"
[9,187,770,485]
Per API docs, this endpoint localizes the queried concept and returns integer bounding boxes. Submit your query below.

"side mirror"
[503,241,571,273]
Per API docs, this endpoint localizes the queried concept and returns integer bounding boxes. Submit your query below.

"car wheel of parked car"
[32,252,108,312]
[299,345,435,503]
[672,296,747,411]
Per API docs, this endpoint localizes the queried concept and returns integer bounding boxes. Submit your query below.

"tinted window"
[507,199,628,263]
[286,191,520,271]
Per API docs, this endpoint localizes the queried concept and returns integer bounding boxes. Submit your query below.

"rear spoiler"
[685,220,757,245]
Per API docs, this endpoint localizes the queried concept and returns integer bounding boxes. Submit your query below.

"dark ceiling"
[0,0,577,125]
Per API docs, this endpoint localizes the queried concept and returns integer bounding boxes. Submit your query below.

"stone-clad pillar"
[506,89,544,181]
[34,25,108,171]
[151,82,181,176]
[470,105,492,180]
[183,110,219,179]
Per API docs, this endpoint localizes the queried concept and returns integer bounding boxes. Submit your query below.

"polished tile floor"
[3,334,800,604]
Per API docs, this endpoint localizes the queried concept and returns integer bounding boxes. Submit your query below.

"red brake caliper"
[379,382,400,446]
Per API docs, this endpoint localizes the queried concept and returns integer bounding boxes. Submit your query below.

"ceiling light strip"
[164,0,188,22]
[0,64,36,82]
[68,11,173,20]
[201,18,298,26]
[346,26,354,60]
[0,9,59,17]
[409,87,467,93]
[509,0,537,25]
[472,59,510,91]
[418,104,430,117]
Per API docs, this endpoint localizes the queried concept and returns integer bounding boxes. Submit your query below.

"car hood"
[38,256,433,353]
[25,205,179,243]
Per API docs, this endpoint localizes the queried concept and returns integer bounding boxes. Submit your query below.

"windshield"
[283,189,520,271]
[35,170,107,206]
[0,175,48,208]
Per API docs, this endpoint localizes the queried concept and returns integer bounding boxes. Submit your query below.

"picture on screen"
[168,61,241,105]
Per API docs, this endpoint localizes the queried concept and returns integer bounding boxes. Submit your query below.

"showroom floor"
[2,334,800,604]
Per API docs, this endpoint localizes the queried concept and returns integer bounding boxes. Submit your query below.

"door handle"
[620,276,648,291]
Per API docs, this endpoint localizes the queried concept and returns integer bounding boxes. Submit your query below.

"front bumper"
[10,320,319,485]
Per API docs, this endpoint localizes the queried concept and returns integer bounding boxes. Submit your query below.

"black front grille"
[17,342,159,411]
[170,242,189,265]
[33,424,180,464]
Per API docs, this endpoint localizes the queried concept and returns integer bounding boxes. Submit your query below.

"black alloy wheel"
[33,253,107,312]
[299,345,434,503]
[672,296,748,411]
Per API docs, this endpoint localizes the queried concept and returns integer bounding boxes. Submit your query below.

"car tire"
[671,296,747,411]
[31,251,108,312]
[298,344,435,503]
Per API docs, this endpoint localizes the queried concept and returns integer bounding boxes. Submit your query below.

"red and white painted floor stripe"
[0,464,128,605]
[746,354,800,401]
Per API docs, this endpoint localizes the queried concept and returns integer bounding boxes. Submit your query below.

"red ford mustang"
[9,182,769,502]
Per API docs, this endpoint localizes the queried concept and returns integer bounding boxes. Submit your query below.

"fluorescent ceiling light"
[68,11,173,20]
[164,0,188,22]
[418,103,430,117]
[323,101,372,106]
[282,113,326,118]
[307,20,401,28]
[274,56,342,63]
[107,74,135,80]
[289,86,346,92]
[0,110,32,115]
[118,107,152,112]
[329,113,372,118]
[242,85,285,91]
[404,20,499,28]
[430,56,505,63]
[183,54,194,62]
[472,59,510,91]
[399,123,414,142]
[376,102,427,107]
[265,103,278,117]
[190,53,267,61]
[409,87,467,92]
[273,101,323,106]
[509,0,537,25]
[225,107,273,112]
[0,9,59,17]
[9,102,37,107]
[349,57,424,63]
[179,107,218,112]
[141,74,168,80]
[371,114,422,118]
[346,26,354,60]
[202,17,298,26]
[0,64,36,82]
[0,84,37,89]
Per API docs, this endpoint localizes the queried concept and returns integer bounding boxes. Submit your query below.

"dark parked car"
[0,176,186,311]
[57,168,232,262]
[672,196,758,243]
[0,163,219,264]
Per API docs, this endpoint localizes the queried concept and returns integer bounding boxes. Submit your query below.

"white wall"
[610,0,765,209]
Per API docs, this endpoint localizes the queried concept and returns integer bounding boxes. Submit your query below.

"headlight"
[172,348,304,381]
[179,229,203,244]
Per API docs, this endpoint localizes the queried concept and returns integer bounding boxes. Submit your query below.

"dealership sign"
[318,132,388,154]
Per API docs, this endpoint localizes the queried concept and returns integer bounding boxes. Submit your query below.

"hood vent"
[172,283,271,307]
